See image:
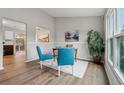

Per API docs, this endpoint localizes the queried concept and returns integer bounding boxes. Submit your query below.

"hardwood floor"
[0,54,109,85]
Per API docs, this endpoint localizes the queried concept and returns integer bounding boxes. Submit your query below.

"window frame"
[107,9,115,65]
[106,8,124,83]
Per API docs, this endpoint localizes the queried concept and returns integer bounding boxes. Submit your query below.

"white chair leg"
[51,59,53,65]
[58,66,60,77]
[40,61,43,69]
[72,65,74,75]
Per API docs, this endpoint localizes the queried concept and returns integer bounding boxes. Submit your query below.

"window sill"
[114,68,124,84]
[108,59,114,66]
[108,60,124,84]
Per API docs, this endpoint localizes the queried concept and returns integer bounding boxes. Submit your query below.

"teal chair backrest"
[36,46,42,60]
[36,46,53,61]
[57,48,74,66]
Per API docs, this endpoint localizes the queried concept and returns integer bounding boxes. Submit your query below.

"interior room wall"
[0,17,3,69]
[55,17,104,60]
[0,9,105,70]
[0,8,55,69]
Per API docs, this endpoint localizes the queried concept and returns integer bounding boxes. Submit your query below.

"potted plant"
[87,30,104,63]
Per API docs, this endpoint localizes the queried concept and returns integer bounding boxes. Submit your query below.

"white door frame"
[1,17,27,68]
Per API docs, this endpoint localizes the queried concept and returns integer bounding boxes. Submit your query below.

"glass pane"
[117,36,124,73]
[118,8,124,32]
[109,39,114,62]
[109,12,114,36]
[5,31,14,40]
[15,33,25,52]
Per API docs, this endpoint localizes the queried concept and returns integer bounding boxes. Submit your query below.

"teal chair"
[36,46,53,69]
[57,48,75,76]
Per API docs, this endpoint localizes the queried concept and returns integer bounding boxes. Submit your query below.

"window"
[109,39,114,62]
[107,8,124,79]
[5,31,14,41]
[116,9,124,75]
[109,12,114,36]
[117,36,124,73]
[118,8,124,32]
[107,9,115,64]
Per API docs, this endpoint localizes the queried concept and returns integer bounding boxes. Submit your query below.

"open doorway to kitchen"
[2,18,27,66]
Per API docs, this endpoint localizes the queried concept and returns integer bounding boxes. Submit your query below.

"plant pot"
[93,57,101,64]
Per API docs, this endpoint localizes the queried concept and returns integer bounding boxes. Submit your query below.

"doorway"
[2,18,27,66]
[15,33,26,54]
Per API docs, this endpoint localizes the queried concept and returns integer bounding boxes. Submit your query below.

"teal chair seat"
[41,54,53,61]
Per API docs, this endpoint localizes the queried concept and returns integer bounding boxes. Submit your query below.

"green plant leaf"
[87,30,104,59]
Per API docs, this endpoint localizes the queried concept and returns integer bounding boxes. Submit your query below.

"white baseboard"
[26,58,93,63]
[25,59,39,62]
[77,57,93,62]
[0,66,4,70]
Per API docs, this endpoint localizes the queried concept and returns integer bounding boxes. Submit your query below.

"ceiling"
[41,8,106,17]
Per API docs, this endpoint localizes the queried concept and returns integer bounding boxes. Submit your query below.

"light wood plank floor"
[0,54,110,85]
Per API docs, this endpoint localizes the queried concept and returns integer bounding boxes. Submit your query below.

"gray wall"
[0,8,55,69]
[55,17,104,59]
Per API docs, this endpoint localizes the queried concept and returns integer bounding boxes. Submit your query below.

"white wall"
[0,17,3,69]
[0,9,105,70]
[55,17,104,60]
[0,8,55,68]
